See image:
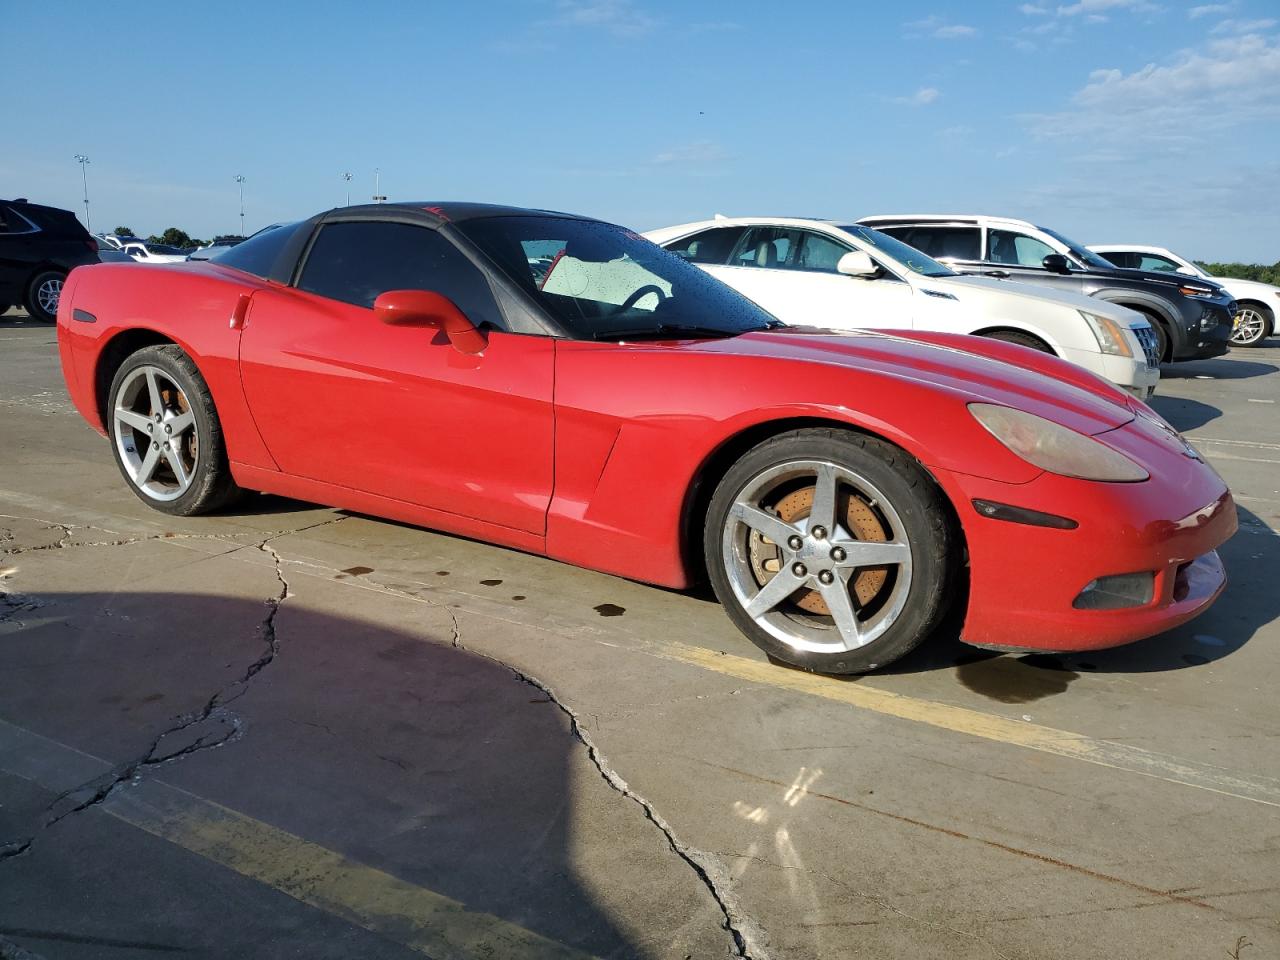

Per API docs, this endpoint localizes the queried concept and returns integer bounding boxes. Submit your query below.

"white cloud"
[1055,0,1159,16]
[552,0,657,37]
[650,140,730,166]
[1026,33,1280,147]
[1019,3,1049,14]
[895,87,941,105]
[905,15,979,38]
[1188,3,1232,17]
[1211,17,1277,33]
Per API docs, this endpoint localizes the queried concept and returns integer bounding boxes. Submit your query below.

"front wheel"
[1230,304,1273,347]
[705,429,957,674]
[108,345,241,516]
[25,270,66,322]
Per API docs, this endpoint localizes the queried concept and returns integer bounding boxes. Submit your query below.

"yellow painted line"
[647,641,1280,808]
[0,720,596,960]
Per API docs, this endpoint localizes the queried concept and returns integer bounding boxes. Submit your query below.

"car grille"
[1134,325,1160,368]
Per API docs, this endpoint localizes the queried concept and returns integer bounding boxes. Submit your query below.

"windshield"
[837,225,955,277]
[456,216,779,340]
[1037,226,1115,270]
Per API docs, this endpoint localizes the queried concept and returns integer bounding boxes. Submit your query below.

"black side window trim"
[291,218,516,333]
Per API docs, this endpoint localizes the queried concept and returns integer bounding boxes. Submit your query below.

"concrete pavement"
[1,307,1277,959]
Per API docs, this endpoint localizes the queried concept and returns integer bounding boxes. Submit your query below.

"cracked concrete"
[2,322,1280,958]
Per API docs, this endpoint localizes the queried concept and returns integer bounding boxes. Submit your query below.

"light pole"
[234,174,246,235]
[372,167,386,204]
[73,154,91,232]
[341,171,352,206]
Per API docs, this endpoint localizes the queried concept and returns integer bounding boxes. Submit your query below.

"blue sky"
[6,0,1278,261]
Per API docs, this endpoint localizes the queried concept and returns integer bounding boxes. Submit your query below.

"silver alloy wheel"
[36,276,63,315]
[1231,307,1268,345]
[721,459,913,654]
[113,365,198,502]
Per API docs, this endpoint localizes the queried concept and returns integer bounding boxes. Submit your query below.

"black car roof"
[334,201,593,224]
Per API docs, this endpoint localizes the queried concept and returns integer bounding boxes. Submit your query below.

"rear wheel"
[108,345,241,516]
[24,270,66,322]
[1230,303,1273,347]
[705,429,957,674]
[983,330,1053,354]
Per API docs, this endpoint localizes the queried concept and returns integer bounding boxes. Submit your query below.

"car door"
[983,227,1086,295]
[787,230,915,330]
[238,218,555,536]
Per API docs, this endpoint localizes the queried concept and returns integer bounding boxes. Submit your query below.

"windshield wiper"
[596,323,754,341]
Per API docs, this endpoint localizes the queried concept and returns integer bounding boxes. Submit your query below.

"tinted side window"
[298,221,502,326]
[987,229,1056,267]
[1096,251,1137,269]
[216,222,299,279]
[663,227,745,264]
[732,227,800,268]
[793,231,852,272]
[881,226,980,262]
[1138,254,1181,272]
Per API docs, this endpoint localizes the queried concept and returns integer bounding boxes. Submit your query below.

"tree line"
[1195,261,1280,286]
[112,226,242,249]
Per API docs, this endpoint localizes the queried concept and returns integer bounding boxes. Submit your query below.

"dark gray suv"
[0,199,101,322]
[859,214,1236,362]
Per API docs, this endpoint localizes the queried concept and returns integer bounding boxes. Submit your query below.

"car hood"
[941,275,1147,326]
[1092,266,1231,298]
[1211,275,1280,299]
[687,327,1135,436]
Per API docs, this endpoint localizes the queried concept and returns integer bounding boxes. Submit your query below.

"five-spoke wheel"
[706,429,956,674]
[108,345,240,515]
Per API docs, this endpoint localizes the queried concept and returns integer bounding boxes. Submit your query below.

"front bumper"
[931,424,1236,652]
[1060,348,1158,396]
[1174,303,1234,360]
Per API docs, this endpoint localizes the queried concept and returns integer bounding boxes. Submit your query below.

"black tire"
[24,270,66,323]
[983,330,1054,354]
[107,345,241,516]
[704,428,958,674]
[1230,302,1274,347]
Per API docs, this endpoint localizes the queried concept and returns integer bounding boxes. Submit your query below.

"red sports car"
[56,203,1236,673]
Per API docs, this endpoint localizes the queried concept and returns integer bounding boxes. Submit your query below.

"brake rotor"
[748,484,889,615]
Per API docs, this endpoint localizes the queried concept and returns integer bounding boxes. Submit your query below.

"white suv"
[645,217,1160,397]
[1089,244,1277,347]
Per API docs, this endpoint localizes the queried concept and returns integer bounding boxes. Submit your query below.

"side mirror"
[1041,253,1072,274]
[837,250,879,278]
[373,289,486,354]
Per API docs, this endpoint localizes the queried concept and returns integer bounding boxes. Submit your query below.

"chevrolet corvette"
[56,202,1236,673]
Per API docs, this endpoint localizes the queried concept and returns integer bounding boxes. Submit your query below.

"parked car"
[858,215,1237,363]
[121,240,189,264]
[1089,244,1279,347]
[645,216,1160,398]
[0,198,100,322]
[96,234,127,250]
[56,202,1235,674]
[187,236,247,261]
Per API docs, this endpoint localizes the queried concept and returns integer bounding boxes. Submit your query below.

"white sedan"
[645,217,1160,397]
[1089,244,1278,347]
[121,240,189,264]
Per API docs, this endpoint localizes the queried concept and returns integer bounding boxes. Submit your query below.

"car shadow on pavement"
[1148,395,1221,432]
[1158,357,1278,380]
[0,591,659,959]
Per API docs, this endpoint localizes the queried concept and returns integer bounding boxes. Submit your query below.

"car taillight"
[85,239,99,253]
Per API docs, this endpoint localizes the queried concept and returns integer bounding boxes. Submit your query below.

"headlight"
[968,403,1149,482]
[1081,311,1135,358]
[1178,285,1218,299]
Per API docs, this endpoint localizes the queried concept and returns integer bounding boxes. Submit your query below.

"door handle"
[983,270,1011,279]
